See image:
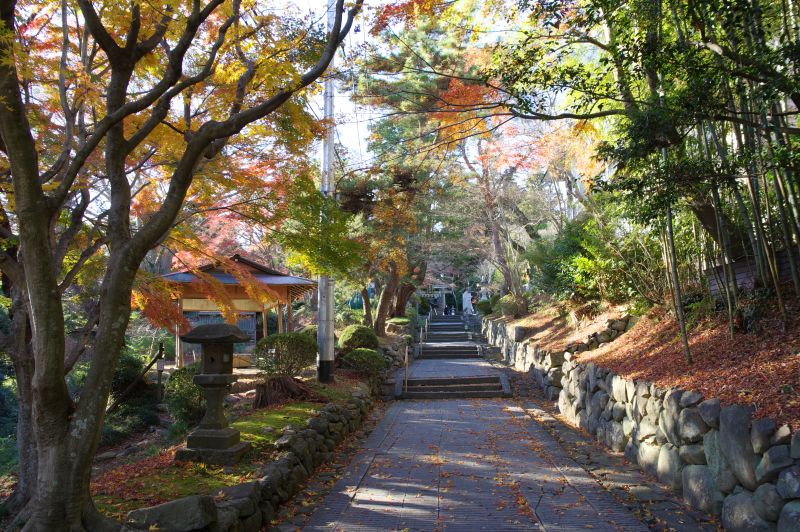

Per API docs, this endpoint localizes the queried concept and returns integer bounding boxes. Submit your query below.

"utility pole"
[317,0,337,383]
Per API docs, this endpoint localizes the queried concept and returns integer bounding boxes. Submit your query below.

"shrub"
[256,332,317,377]
[101,392,160,447]
[300,324,318,339]
[338,324,379,354]
[418,297,431,315]
[165,363,204,426]
[335,307,364,326]
[475,300,493,315]
[496,294,528,318]
[342,348,388,376]
[402,334,414,346]
[111,349,147,395]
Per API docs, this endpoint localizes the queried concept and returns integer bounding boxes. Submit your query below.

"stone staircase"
[426,314,471,343]
[400,375,508,399]
[389,313,510,399]
[418,342,481,359]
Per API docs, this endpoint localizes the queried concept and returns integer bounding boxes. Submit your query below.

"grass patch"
[92,400,323,519]
[92,371,371,520]
[233,402,319,452]
[303,372,368,403]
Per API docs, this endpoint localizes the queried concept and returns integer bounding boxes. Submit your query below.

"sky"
[290,1,391,175]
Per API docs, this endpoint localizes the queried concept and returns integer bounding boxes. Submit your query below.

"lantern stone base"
[175,441,250,466]
[186,427,241,449]
[176,427,251,465]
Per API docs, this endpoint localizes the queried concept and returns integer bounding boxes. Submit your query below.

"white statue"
[462,289,475,315]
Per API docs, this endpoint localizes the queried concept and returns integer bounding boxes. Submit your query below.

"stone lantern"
[175,323,251,465]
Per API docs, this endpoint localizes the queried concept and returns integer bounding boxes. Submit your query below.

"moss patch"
[92,401,321,519]
[91,371,371,520]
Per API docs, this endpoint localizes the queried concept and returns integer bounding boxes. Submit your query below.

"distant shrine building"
[162,254,316,367]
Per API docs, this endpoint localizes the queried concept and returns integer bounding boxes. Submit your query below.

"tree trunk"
[666,206,693,365]
[253,376,318,408]
[393,283,416,317]
[6,288,37,512]
[361,286,373,327]
[373,262,399,336]
[23,263,137,530]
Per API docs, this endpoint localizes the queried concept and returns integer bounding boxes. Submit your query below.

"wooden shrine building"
[162,254,316,367]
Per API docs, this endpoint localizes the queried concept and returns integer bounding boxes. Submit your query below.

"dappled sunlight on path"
[304,396,649,531]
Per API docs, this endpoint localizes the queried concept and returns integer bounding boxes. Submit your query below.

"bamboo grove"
[372,0,800,362]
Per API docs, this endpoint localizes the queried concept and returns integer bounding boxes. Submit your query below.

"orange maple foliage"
[372,0,446,34]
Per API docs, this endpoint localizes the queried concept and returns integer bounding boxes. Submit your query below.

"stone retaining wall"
[124,392,373,531]
[483,316,800,532]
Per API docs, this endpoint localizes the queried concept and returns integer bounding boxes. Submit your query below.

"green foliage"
[0,435,16,477]
[335,307,364,327]
[165,364,205,427]
[685,293,716,328]
[525,196,673,305]
[0,373,17,476]
[475,300,493,314]
[280,175,366,276]
[417,297,431,315]
[342,348,388,376]
[387,317,410,326]
[527,218,587,299]
[101,390,160,447]
[338,324,379,354]
[402,334,414,345]
[495,294,528,318]
[111,349,147,396]
[255,332,317,377]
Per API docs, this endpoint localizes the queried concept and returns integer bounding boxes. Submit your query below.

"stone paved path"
[304,396,650,531]
[406,358,499,379]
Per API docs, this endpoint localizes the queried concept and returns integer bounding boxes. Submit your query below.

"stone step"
[417,352,482,359]
[420,343,478,349]
[420,345,479,352]
[401,389,505,399]
[405,383,503,393]
[428,324,465,330]
[404,376,499,386]
[420,346,479,351]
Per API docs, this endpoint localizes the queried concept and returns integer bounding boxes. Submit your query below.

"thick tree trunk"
[361,286,373,327]
[393,283,415,317]
[24,268,135,530]
[373,263,399,336]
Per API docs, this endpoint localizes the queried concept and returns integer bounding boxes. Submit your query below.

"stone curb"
[122,391,375,532]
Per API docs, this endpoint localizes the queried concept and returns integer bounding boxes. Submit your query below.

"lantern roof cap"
[180,323,250,344]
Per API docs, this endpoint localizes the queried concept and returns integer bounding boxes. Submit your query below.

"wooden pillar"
[277,303,285,333]
[176,297,184,368]
[263,306,269,338]
[286,300,293,332]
